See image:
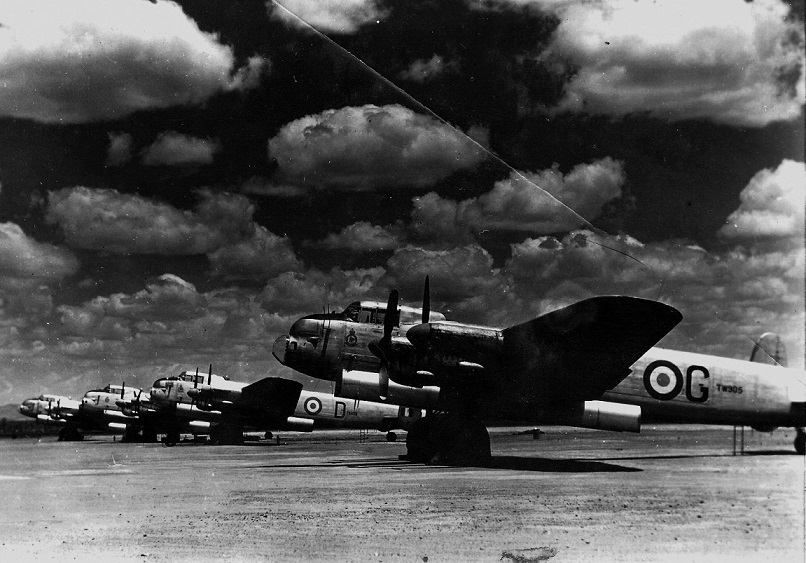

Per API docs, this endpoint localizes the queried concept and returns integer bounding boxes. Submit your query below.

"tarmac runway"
[0,425,803,562]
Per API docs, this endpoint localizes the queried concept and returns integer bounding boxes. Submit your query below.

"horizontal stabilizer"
[237,377,304,419]
[503,296,681,401]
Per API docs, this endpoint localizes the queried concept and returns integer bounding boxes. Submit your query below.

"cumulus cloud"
[0,222,80,284]
[241,177,310,198]
[105,132,134,167]
[541,0,805,126]
[718,159,805,243]
[268,104,488,190]
[258,267,386,316]
[384,244,503,302]
[498,229,804,363]
[398,55,454,82]
[207,224,302,280]
[270,0,386,34]
[0,0,266,123]
[46,188,255,255]
[317,221,405,251]
[0,222,79,322]
[410,158,625,242]
[141,132,222,166]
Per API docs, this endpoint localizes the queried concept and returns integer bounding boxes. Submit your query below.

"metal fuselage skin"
[604,347,806,428]
[274,308,806,429]
[149,371,416,431]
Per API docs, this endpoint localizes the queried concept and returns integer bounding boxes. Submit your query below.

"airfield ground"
[0,425,803,562]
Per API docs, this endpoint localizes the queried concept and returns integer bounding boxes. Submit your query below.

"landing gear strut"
[795,428,805,455]
[403,414,491,466]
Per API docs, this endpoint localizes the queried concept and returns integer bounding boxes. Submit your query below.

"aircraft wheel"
[163,431,180,447]
[59,427,84,441]
[427,415,491,467]
[210,424,244,445]
[386,431,397,442]
[404,417,436,463]
[264,431,273,440]
[121,427,140,443]
[795,430,805,455]
[404,415,491,466]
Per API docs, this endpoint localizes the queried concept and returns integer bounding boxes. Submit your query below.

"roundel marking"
[303,397,322,415]
[643,360,684,401]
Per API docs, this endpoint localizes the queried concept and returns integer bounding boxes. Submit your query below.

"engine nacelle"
[337,369,440,409]
[546,401,641,433]
[283,416,315,432]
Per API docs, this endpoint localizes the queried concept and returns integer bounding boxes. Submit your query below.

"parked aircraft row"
[19,368,420,445]
[20,278,805,463]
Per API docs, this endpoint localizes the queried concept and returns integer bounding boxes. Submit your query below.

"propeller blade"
[421,275,430,324]
[207,364,212,386]
[121,381,125,400]
[379,365,390,400]
[382,289,398,342]
[194,367,199,389]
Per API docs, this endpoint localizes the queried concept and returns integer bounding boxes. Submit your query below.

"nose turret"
[19,399,35,416]
[272,316,335,379]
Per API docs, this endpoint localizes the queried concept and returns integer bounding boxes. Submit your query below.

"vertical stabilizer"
[750,332,787,367]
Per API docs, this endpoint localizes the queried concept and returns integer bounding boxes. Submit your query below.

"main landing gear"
[57,426,84,442]
[795,428,805,456]
[209,423,245,446]
[121,426,159,443]
[403,413,491,466]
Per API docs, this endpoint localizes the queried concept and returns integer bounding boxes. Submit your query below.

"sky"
[0,0,804,404]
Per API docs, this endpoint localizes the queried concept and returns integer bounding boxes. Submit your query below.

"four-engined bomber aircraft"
[273,278,683,464]
[19,384,201,442]
[124,368,420,445]
[273,280,806,462]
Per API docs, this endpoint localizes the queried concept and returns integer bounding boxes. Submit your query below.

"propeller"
[121,381,125,400]
[194,367,199,389]
[368,289,398,399]
[421,275,430,324]
[133,389,143,414]
[207,364,212,386]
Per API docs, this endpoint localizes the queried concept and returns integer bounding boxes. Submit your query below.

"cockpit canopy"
[152,370,229,388]
[324,301,445,326]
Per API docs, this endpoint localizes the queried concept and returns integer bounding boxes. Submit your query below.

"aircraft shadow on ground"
[253,456,641,473]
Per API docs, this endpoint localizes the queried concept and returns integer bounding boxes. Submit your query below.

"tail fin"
[749,332,787,367]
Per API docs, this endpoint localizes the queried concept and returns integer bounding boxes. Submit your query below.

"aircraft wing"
[234,377,303,419]
[502,296,682,402]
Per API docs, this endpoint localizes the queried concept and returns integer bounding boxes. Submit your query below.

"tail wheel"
[386,431,397,442]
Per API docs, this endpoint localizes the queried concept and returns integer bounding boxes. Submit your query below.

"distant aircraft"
[18,388,140,441]
[125,368,421,445]
[600,332,806,454]
[273,277,682,464]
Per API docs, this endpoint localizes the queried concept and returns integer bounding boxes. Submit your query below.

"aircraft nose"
[272,335,288,364]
